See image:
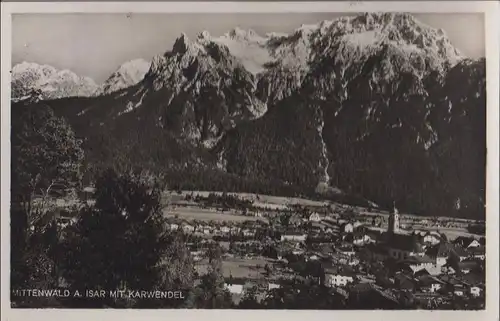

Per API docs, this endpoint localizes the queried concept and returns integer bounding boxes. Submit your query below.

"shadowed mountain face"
[13,13,486,219]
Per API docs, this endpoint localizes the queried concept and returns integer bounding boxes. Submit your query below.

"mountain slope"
[11,62,98,101]
[96,59,151,96]
[19,13,486,219]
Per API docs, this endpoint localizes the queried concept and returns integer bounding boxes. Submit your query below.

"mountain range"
[11,59,151,101]
[12,13,486,219]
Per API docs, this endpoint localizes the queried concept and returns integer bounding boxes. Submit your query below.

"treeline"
[193,192,253,211]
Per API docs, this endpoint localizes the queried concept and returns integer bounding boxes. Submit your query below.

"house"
[325,267,355,287]
[169,223,179,231]
[347,257,360,266]
[439,275,468,296]
[289,216,303,227]
[309,212,322,222]
[281,233,307,242]
[466,239,481,249]
[470,286,483,297]
[182,224,195,233]
[337,246,355,257]
[253,211,263,218]
[467,246,485,260]
[417,275,445,293]
[309,221,324,233]
[190,250,204,261]
[242,229,255,237]
[453,236,476,248]
[457,260,480,274]
[79,186,96,202]
[308,254,320,261]
[325,227,335,235]
[292,249,305,256]
[340,222,354,234]
[423,232,442,246]
[394,272,416,291]
[268,283,280,291]
[461,268,485,286]
[352,220,363,229]
[401,255,436,273]
[225,283,244,295]
[426,242,468,267]
[352,231,375,246]
[382,233,426,260]
[220,226,231,234]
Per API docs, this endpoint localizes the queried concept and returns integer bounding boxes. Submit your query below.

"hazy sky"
[12,13,485,83]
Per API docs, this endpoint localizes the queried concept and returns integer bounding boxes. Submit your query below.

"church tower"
[388,201,400,234]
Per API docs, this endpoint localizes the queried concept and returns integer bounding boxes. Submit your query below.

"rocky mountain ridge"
[14,13,486,219]
[11,62,99,101]
[12,59,151,101]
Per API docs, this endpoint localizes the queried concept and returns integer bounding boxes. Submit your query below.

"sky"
[12,13,485,83]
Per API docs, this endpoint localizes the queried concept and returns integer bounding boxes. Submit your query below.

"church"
[377,205,426,261]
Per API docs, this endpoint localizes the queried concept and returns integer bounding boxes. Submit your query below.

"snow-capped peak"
[11,61,98,101]
[96,59,150,96]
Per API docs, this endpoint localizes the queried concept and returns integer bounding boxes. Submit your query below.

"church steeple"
[388,201,400,234]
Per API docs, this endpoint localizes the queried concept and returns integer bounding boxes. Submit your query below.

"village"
[51,188,486,309]
[152,191,486,309]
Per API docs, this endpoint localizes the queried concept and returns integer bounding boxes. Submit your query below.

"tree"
[189,245,233,308]
[279,212,292,228]
[11,104,84,226]
[60,169,194,308]
[237,285,262,309]
[11,104,84,305]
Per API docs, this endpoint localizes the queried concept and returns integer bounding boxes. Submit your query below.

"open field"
[164,205,268,223]
[166,191,330,209]
[368,225,483,240]
[195,256,273,279]
[422,227,484,240]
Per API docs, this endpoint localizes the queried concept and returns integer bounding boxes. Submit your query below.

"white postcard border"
[1,2,498,321]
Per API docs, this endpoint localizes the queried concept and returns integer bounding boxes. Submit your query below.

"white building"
[242,229,255,237]
[466,239,481,248]
[281,234,307,242]
[225,283,244,294]
[326,273,354,287]
[268,283,280,291]
[405,256,436,273]
[423,232,441,246]
[341,223,354,234]
[470,286,482,297]
[182,224,195,233]
[309,213,322,222]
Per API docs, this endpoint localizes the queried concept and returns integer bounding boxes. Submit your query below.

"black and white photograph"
[1,1,499,316]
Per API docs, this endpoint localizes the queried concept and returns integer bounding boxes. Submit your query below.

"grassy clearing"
[164,206,268,223]
[195,257,273,279]
[166,191,330,209]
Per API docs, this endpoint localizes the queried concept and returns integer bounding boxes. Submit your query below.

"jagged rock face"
[11,62,98,101]
[141,33,267,146]
[96,59,150,96]
[259,13,462,106]
[215,13,485,217]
